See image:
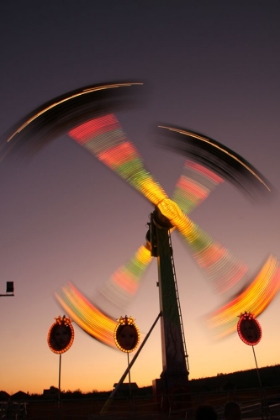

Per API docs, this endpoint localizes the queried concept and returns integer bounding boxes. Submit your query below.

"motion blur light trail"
[172,162,248,293]
[57,113,272,347]
[172,160,224,215]
[68,114,248,295]
[206,255,280,339]
[55,245,152,348]
[159,125,272,201]
[69,114,168,206]
[65,112,280,343]
[70,159,229,325]
[0,82,143,161]
[98,245,152,311]
[97,159,229,315]
[55,283,117,348]
[2,81,278,346]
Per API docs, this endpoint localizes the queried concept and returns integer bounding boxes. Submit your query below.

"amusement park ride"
[2,82,280,400]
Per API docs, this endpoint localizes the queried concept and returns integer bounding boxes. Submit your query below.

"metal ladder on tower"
[168,230,190,374]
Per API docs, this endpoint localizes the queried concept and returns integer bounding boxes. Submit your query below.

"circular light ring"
[237,312,262,346]
[114,316,140,353]
[47,316,74,354]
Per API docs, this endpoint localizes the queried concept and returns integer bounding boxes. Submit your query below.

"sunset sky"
[1,1,280,395]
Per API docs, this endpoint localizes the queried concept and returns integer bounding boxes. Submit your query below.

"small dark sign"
[237,312,262,346]
[114,316,140,353]
[47,316,74,354]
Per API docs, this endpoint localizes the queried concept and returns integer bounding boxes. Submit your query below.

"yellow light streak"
[207,255,280,338]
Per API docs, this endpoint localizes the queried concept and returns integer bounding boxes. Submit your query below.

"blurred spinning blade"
[69,115,248,294]
[158,125,273,202]
[171,160,224,214]
[87,160,227,317]
[0,81,143,160]
[2,80,278,344]
[206,255,280,339]
[96,245,153,316]
[55,282,117,348]
[68,114,168,205]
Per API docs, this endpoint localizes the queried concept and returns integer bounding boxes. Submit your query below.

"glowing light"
[68,115,168,206]
[69,114,119,144]
[47,315,74,355]
[55,247,152,346]
[206,256,280,339]
[114,316,140,353]
[55,283,117,348]
[157,198,247,292]
[237,312,262,346]
[99,245,152,309]
[172,160,224,214]
[63,114,277,343]
[68,115,248,297]
[59,124,235,331]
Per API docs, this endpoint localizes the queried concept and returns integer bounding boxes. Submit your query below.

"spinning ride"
[2,82,280,396]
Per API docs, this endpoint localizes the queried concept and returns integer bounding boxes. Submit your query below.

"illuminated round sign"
[47,315,74,354]
[114,315,140,353]
[237,312,262,346]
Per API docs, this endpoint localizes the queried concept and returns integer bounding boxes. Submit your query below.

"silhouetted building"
[113,383,138,398]
[43,386,59,399]
[11,391,29,401]
[0,391,10,401]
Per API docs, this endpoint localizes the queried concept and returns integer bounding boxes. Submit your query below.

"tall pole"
[150,211,188,394]
[127,352,132,398]
[252,346,262,389]
[58,354,62,407]
[100,312,161,414]
[252,346,269,420]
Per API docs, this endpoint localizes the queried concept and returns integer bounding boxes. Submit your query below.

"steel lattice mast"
[147,209,189,398]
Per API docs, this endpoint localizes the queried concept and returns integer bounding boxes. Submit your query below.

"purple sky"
[1,1,280,394]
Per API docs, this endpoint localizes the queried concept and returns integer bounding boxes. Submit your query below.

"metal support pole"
[58,354,62,407]
[100,312,162,414]
[127,352,132,398]
[252,346,269,420]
